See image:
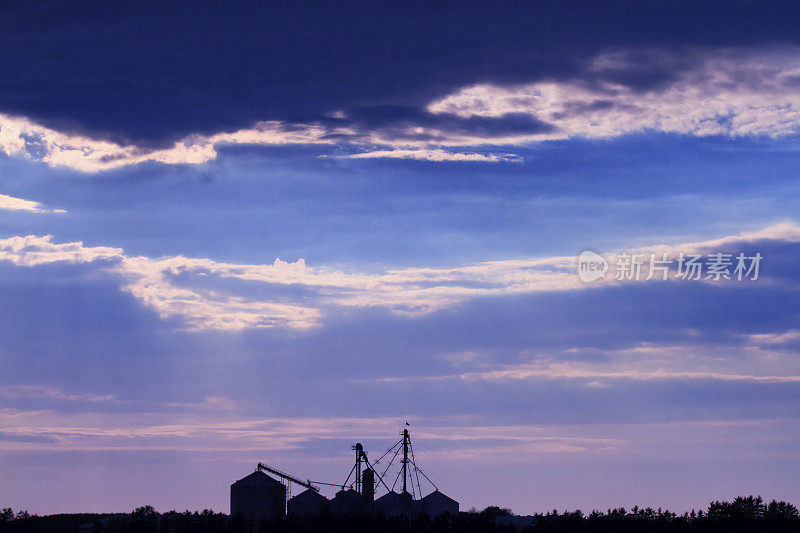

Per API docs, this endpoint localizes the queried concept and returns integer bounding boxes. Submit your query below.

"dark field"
[2,496,798,533]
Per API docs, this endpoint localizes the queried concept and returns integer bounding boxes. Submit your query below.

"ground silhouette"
[1,496,797,532]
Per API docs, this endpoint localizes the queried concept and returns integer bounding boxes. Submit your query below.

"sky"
[1,0,800,516]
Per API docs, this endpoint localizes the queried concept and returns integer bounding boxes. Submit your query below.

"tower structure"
[401,429,410,493]
[352,443,365,494]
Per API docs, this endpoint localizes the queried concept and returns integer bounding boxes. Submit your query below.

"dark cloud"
[2,2,800,145]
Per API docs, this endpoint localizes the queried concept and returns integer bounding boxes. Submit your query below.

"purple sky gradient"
[1,2,800,516]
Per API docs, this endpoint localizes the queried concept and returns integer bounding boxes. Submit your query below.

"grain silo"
[287,488,329,516]
[331,488,362,515]
[420,490,459,517]
[361,467,375,514]
[230,470,286,522]
[375,490,413,517]
[362,468,375,501]
[231,427,458,520]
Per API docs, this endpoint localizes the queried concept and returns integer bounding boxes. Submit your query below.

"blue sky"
[1,1,800,516]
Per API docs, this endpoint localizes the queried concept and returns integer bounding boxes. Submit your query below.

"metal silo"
[287,488,329,516]
[332,488,362,515]
[419,490,459,518]
[362,468,375,503]
[230,470,286,522]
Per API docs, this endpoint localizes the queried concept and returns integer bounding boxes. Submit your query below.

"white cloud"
[336,148,522,162]
[427,48,800,140]
[0,235,580,330]
[455,364,800,384]
[0,114,338,173]
[0,193,65,214]
[745,329,800,345]
[0,235,322,330]
[365,362,800,386]
[0,223,797,331]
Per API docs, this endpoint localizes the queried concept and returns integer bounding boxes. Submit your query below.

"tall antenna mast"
[401,428,409,493]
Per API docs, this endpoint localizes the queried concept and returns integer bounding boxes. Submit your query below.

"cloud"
[0,234,576,330]
[0,192,65,213]
[746,329,800,345]
[0,235,322,330]
[355,331,800,391]
[0,406,625,457]
[413,364,800,385]
[427,48,800,140]
[166,396,238,412]
[0,385,115,403]
[0,114,338,173]
[2,405,796,472]
[0,223,798,332]
[0,410,414,454]
[334,148,522,162]
[4,47,800,172]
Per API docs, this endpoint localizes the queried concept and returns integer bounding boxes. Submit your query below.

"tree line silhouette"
[1,496,797,533]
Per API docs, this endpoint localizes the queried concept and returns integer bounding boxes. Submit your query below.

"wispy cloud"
[0,407,626,457]
[0,385,115,403]
[334,149,522,162]
[0,193,65,214]
[360,341,800,386]
[458,365,800,384]
[0,410,411,454]
[166,396,238,412]
[0,223,796,331]
[2,406,795,468]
